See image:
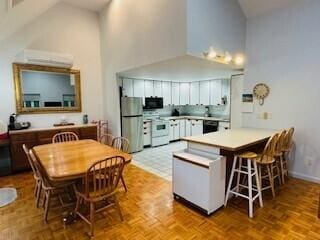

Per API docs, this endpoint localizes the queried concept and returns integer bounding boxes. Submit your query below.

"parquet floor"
[0,164,320,240]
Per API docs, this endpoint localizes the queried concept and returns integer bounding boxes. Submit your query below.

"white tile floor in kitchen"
[132,141,187,181]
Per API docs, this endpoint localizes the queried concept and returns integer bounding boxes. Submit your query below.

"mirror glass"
[21,71,76,108]
[13,64,81,114]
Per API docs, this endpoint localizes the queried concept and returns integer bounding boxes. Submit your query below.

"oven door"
[152,121,169,137]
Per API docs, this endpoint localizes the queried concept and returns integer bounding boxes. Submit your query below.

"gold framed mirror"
[13,63,82,114]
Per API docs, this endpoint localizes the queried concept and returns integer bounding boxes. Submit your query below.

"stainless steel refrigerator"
[121,97,144,153]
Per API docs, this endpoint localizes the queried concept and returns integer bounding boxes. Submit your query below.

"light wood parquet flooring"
[0,164,320,240]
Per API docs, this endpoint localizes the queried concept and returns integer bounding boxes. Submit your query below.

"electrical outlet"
[305,156,313,166]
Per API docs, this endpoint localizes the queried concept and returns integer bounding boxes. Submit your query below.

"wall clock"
[253,83,270,105]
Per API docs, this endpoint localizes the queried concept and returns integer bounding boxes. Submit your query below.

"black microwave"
[144,97,163,109]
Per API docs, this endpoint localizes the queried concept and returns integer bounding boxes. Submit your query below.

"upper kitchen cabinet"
[172,82,180,105]
[179,83,190,105]
[133,79,145,105]
[144,80,154,97]
[162,81,172,106]
[122,78,134,97]
[190,82,200,105]
[221,78,230,104]
[199,81,210,105]
[154,81,162,97]
[210,79,222,106]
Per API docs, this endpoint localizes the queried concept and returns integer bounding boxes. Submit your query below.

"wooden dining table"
[33,139,132,181]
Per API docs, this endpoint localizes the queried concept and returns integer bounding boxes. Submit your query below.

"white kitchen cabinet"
[143,121,152,146]
[144,80,154,97]
[199,81,210,105]
[154,81,162,97]
[169,120,180,141]
[210,79,222,106]
[122,78,134,97]
[133,79,145,98]
[221,79,230,105]
[219,122,230,131]
[190,82,200,105]
[162,81,172,106]
[179,119,186,138]
[185,119,192,137]
[191,119,203,136]
[179,83,190,105]
[172,82,180,106]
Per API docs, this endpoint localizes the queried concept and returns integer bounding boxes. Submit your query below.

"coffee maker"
[8,114,30,130]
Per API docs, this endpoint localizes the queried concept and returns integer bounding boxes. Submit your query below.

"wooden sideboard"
[9,124,97,172]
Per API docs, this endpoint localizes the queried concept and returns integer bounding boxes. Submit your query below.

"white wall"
[187,0,246,57]
[244,0,320,182]
[99,0,187,135]
[0,2,103,127]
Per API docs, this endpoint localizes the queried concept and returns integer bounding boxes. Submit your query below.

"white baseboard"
[289,171,320,184]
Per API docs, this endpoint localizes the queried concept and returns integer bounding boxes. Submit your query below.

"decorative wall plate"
[253,83,270,105]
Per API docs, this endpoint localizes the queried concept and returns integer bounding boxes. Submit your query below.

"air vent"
[7,0,24,10]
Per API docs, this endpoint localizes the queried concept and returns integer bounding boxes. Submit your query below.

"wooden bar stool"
[281,127,294,183]
[255,134,280,197]
[225,152,263,218]
[273,130,287,185]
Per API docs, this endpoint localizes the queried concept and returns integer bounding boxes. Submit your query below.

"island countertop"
[182,128,279,151]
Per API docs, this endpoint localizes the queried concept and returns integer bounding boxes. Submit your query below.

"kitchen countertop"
[161,116,230,122]
[182,128,278,151]
[9,124,97,135]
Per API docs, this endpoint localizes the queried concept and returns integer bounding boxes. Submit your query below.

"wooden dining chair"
[29,150,75,222]
[22,144,42,207]
[74,156,125,237]
[112,137,130,192]
[273,130,287,185]
[281,127,295,183]
[52,132,79,143]
[100,134,114,146]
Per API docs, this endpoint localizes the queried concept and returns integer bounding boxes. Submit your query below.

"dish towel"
[0,188,17,208]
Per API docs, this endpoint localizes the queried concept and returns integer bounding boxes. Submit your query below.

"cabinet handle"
[144,133,147,135]
[144,127,147,129]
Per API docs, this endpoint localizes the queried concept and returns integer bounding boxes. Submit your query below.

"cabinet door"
[122,78,134,97]
[191,120,203,136]
[179,119,186,138]
[11,140,38,172]
[199,81,210,105]
[172,82,180,106]
[169,122,175,141]
[221,78,230,105]
[179,83,190,105]
[185,119,192,137]
[210,79,222,106]
[190,82,200,105]
[174,122,180,140]
[154,81,162,97]
[219,122,230,131]
[162,81,172,106]
[144,80,154,97]
[133,79,145,105]
[143,132,151,146]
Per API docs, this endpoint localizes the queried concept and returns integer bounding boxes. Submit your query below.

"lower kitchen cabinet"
[191,119,203,136]
[218,122,230,131]
[143,121,152,146]
[169,120,180,141]
[185,119,192,137]
[179,119,186,138]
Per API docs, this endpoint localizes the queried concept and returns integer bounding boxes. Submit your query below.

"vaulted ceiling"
[238,0,301,18]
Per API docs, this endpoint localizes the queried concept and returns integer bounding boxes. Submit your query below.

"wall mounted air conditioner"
[22,49,74,68]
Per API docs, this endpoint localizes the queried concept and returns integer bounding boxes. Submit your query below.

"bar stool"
[273,130,287,185]
[281,127,295,183]
[225,152,263,218]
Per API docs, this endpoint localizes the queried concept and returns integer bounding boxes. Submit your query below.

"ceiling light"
[234,55,245,65]
[224,52,232,63]
[207,47,217,59]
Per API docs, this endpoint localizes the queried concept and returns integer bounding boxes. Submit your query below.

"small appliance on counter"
[204,106,209,117]
[8,114,31,130]
[172,108,180,116]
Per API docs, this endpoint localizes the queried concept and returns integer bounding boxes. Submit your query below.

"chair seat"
[236,151,258,159]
